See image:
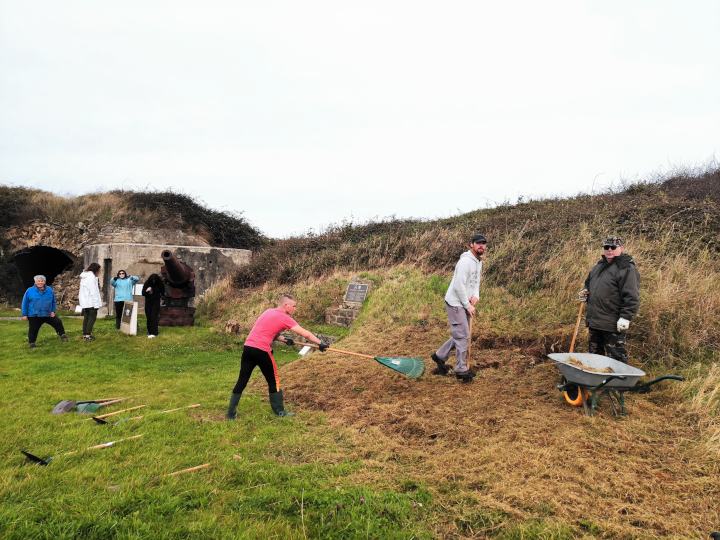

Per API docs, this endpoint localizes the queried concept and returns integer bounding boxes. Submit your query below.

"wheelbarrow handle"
[633,375,685,394]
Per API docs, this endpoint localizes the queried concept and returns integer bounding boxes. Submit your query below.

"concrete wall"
[83,243,251,307]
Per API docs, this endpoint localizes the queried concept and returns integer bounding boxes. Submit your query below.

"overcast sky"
[1,2,718,237]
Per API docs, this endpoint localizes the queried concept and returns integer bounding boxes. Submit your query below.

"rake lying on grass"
[21,434,143,466]
[89,405,146,421]
[298,343,425,379]
[92,404,201,425]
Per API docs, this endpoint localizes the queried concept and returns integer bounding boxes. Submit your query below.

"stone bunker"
[84,243,251,309]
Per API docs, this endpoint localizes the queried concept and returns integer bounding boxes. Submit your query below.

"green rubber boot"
[226,393,242,420]
[269,391,295,417]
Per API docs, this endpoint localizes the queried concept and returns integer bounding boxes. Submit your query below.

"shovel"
[92,404,200,425]
[52,397,125,414]
[21,434,143,466]
[299,343,425,378]
[76,398,127,414]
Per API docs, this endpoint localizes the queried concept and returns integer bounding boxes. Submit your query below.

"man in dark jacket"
[580,236,640,363]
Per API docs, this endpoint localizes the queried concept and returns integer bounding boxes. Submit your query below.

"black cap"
[471,233,487,244]
[603,236,623,247]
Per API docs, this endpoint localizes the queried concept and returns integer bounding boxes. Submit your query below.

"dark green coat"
[584,254,640,332]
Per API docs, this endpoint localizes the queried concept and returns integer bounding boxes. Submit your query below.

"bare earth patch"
[280,338,720,538]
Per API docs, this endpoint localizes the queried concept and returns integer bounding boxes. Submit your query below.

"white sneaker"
[147,335,156,339]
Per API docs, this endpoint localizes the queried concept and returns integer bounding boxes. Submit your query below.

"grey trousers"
[435,303,470,373]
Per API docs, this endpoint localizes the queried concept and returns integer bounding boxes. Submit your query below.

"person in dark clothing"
[21,275,68,348]
[141,273,165,338]
[579,236,640,363]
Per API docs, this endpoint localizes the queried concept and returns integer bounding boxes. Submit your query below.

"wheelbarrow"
[547,352,684,416]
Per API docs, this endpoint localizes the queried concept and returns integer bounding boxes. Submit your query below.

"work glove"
[616,318,630,332]
[319,341,329,352]
[577,288,589,302]
[284,337,294,347]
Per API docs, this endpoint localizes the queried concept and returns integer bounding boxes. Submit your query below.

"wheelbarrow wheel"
[561,378,589,407]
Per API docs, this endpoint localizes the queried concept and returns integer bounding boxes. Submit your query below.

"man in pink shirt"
[227,293,328,419]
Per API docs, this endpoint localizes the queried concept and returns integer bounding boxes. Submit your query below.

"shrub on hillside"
[121,191,265,250]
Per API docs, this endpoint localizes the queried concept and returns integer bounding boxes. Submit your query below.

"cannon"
[159,250,196,326]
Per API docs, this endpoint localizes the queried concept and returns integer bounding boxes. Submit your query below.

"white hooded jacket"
[79,271,102,309]
[444,250,482,309]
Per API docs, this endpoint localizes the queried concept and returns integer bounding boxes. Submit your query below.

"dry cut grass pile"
[278,326,720,538]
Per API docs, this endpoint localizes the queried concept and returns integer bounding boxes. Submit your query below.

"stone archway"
[12,246,76,288]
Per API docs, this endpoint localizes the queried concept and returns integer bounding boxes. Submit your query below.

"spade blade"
[21,450,51,466]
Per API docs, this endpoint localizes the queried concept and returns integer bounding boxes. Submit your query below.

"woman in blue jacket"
[21,274,68,347]
[110,270,140,329]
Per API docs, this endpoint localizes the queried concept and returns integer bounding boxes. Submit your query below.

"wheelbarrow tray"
[547,353,645,389]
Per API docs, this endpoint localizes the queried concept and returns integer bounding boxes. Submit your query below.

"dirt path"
[280,344,719,538]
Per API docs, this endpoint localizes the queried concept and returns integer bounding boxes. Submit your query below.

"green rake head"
[374,357,425,379]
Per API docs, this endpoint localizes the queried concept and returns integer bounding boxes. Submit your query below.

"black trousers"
[27,316,66,344]
[82,308,98,335]
[145,300,161,336]
[114,301,124,329]
[588,327,628,363]
[232,346,281,396]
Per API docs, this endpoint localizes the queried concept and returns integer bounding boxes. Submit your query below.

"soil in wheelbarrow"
[265,326,720,538]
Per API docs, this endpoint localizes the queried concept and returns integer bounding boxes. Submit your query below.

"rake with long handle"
[90,405,147,421]
[92,404,200,425]
[569,302,585,353]
[467,315,474,369]
[21,434,144,466]
[300,343,425,378]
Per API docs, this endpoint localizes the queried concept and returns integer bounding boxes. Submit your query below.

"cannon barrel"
[161,250,192,286]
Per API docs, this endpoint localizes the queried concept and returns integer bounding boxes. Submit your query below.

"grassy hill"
[219,167,720,367]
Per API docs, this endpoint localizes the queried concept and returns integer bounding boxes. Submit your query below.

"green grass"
[0,317,433,539]
[0,316,620,539]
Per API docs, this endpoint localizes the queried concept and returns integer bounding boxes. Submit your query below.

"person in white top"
[431,233,486,382]
[79,262,102,341]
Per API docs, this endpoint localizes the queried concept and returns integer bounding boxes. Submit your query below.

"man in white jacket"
[431,233,486,382]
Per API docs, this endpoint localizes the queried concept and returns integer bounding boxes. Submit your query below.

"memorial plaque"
[344,283,369,303]
[120,301,138,336]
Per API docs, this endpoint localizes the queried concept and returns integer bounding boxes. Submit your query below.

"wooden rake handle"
[467,315,473,363]
[131,403,201,420]
[569,302,585,353]
[302,342,375,360]
[91,405,146,420]
[164,463,211,477]
[86,434,144,451]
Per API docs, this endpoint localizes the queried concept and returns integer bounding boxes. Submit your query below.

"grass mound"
[206,270,720,537]
[0,186,265,249]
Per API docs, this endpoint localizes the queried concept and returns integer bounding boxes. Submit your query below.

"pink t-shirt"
[244,308,297,352]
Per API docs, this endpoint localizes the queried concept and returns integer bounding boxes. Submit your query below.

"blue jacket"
[111,275,140,302]
[21,285,57,317]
